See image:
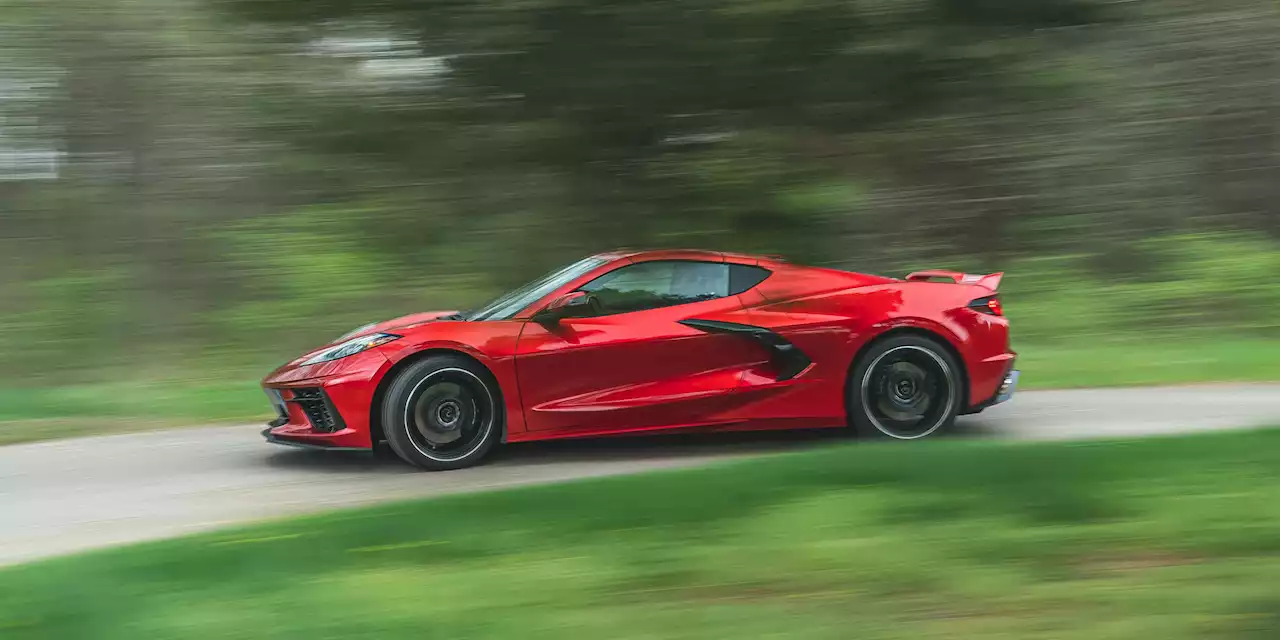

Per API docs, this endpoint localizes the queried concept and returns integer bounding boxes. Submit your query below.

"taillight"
[968,295,1003,316]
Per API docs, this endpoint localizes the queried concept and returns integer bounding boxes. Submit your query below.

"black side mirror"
[533,291,595,324]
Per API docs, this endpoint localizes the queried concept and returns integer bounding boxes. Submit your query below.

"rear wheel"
[848,334,961,440]
[381,355,502,470]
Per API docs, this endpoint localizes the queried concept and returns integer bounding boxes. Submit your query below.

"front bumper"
[260,348,388,450]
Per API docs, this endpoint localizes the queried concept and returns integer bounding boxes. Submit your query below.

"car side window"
[729,264,771,294]
[580,260,730,315]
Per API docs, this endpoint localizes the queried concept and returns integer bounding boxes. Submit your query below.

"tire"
[847,334,962,440]
[381,354,503,470]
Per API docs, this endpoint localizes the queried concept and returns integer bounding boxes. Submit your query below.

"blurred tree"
[1,0,302,371]
[218,0,1113,270]
[1,0,1277,383]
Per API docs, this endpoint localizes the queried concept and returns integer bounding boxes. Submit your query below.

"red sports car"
[262,249,1018,470]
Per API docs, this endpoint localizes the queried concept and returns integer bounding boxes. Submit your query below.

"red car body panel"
[513,294,767,437]
[262,250,1015,450]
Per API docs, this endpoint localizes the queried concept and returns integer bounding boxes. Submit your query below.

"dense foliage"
[0,0,1276,382]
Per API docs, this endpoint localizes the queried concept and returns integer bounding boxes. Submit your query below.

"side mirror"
[533,291,595,324]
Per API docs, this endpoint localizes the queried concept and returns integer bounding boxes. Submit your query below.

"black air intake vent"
[288,387,344,433]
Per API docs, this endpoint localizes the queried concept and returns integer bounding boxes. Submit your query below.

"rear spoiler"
[905,270,1003,291]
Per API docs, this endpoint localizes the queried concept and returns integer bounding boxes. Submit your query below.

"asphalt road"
[2,385,1277,566]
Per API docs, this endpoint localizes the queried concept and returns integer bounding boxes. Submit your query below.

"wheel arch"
[369,348,506,445]
[845,325,971,419]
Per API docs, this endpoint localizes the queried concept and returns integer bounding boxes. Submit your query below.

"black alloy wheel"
[849,334,961,440]
[382,354,503,470]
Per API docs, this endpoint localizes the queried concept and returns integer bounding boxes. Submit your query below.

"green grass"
[1,337,1277,445]
[0,380,266,445]
[1,429,1278,639]
[1013,337,1280,389]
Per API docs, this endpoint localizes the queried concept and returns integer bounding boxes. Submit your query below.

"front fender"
[369,323,527,437]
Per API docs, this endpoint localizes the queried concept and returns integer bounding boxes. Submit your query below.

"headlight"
[300,333,400,366]
[335,323,377,342]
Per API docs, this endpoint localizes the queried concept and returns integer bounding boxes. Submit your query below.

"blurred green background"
[1,0,1277,436]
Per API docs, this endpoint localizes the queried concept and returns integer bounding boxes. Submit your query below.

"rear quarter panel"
[735,276,1010,422]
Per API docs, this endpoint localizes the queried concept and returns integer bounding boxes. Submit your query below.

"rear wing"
[905,270,1003,292]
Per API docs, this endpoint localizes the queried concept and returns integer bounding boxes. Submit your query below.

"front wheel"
[381,355,503,470]
[848,334,962,440]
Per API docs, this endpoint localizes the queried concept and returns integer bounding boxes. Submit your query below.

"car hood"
[359,310,463,336]
[265,311,464,382]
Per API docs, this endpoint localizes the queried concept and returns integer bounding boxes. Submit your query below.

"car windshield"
[465,256,609,321]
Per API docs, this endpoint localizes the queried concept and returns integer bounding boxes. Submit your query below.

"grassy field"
[1,336,1276,446]
[1,429,1278,639]
[1010,337,1280,389]
[0,379,267,445]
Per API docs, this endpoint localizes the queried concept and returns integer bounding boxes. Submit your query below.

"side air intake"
[679,319,812,381]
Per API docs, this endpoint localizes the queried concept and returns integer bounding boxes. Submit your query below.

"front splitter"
[261,427,370,452]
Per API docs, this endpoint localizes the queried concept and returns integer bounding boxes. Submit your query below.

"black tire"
[847,334,962,440]
[381,354,503,470]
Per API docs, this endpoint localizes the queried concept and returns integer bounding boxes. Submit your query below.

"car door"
[514,260,770,434]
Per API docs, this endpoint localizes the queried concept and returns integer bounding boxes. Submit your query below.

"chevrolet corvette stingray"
[262,249,1018,470]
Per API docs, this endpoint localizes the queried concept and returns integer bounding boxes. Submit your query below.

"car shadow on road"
[951,416,1009,439]
[491,428,847,465]
[263,428,846,472]
[262,420,1003,473]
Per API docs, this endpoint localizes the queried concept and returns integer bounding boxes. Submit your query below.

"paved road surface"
[2,385,1277,566]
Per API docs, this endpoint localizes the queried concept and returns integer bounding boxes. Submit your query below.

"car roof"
[600,248,786,266]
